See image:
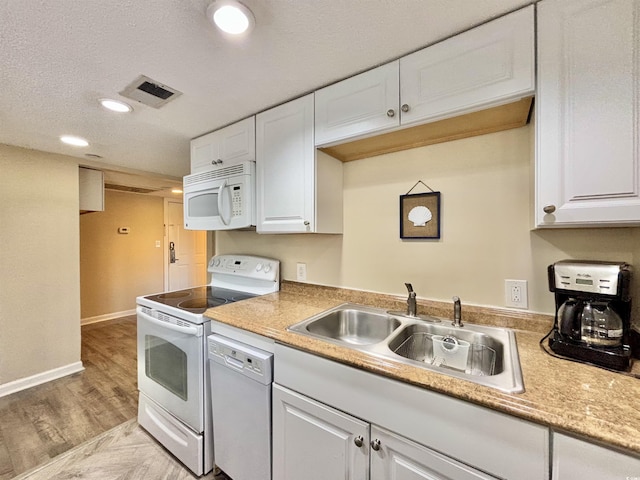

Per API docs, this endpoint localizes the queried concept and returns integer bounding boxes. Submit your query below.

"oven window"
[188,192,219,218]
[145,335,188,401]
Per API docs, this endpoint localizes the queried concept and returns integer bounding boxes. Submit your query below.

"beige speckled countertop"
[204,281,640,455]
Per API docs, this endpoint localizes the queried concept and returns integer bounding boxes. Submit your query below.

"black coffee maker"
[548,260,633,371]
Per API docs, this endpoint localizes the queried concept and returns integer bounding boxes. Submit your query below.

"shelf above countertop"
[318,96,534,162]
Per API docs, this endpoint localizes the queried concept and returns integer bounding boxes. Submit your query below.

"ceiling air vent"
[119,75,182,108]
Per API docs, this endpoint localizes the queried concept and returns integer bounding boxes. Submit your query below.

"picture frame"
[400,191,441,239]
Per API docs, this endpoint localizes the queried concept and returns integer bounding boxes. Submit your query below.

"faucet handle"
[452,296,463,327]
[405,283,414,294]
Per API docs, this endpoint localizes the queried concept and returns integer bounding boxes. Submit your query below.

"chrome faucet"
[405,283,417,317]
[452,296,463,327]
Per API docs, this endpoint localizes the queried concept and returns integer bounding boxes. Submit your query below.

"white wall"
[0,144,82,386]
[216,124,640,315]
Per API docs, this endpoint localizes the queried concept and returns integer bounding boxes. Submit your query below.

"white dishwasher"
[208,334,273,480]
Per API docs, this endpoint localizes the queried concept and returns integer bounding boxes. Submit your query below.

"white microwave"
[183,161,255,230]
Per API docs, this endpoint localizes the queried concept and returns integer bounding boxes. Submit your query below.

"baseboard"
[0,361,84,398]
[81,309,136,325]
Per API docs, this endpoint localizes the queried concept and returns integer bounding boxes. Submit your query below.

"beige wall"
[80,190,165,319]
[217,124,640,315]
[0,144,81,385]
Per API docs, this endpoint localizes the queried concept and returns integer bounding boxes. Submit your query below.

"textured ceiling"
[0,0,535,183]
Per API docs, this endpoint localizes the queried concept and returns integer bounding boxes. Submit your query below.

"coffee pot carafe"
[558,298,583,340]
[548,260,633,371]
[558,298,625,348]
[580,301,624,347]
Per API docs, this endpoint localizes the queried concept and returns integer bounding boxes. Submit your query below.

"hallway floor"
[0,316,138,479]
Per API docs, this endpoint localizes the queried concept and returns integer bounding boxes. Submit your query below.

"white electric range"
[136,254,280,476]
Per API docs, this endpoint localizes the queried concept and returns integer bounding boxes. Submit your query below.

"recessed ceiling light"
[171,188,183,194]
[207,1,255,35]
[60,135,89,147]
[99,98,133,113]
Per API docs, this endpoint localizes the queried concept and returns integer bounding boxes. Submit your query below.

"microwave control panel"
[231,185,242,217]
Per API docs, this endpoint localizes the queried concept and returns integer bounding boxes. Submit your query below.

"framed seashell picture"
[400,191,441,239]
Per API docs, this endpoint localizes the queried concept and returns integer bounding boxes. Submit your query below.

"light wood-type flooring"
[13,419,224,480]
[0,316,139,479]
[1,316,231,480]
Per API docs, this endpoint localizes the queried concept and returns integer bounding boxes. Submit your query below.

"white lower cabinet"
[273,384,369,480]
[370,425,497,480]
[273,384,496,480]
[274,344,548,480]
[552,432,640,480]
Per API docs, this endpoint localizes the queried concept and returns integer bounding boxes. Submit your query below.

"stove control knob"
[256,263,263,272]
[264,263,272,273]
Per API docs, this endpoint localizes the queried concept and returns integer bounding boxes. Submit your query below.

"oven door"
[137,307,205,432]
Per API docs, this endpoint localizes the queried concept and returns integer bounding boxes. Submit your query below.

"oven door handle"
[138,310,202,337]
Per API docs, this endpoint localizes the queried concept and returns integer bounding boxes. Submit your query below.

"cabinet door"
[536,0,640,226]
[315,62,400,146]
[272,384,369,480]
[79,167,104,212]
[370,426,498,480]
[553,433,640,480]
[400,6,534,126]
[190,117,255,173]
[256,94,315,233]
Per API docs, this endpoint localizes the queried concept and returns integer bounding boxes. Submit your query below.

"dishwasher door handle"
[224,355,245,370]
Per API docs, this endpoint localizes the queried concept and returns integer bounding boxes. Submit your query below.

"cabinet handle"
[543,205,556,214]
[401,104,410,113]
[354,436,364,447]
[386,109,395,118]
[370,439,381,451]
[211,159,223,165]
[304,221,310,226]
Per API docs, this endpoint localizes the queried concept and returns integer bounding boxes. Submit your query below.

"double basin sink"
[287,303,524,393]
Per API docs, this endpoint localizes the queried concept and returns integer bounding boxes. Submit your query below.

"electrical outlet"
[505,280,528,309]
[296,263,307,282]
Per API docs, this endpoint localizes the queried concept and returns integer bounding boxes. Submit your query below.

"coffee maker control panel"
[550,260,630,298]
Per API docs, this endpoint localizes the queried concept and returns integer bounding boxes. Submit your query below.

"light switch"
[118,227,130,234]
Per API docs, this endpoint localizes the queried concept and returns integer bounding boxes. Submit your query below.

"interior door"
[166,200,207,290]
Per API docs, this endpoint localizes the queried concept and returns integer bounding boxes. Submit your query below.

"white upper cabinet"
[190,117,255,173]
[315,62,400,146]
[256,94,343,234]
[536,0,640,227]
[400,5,534,126]
[314,6,534,147]
[79,167,104,212]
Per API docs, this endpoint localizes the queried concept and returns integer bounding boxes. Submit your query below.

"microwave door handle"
[217,180,232,226]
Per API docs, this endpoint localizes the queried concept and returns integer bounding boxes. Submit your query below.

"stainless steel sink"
[287,303,524,393]
[288,305,402,346]
[387,323,505,376]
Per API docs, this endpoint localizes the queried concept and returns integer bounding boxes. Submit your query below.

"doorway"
[165,199,207,290]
